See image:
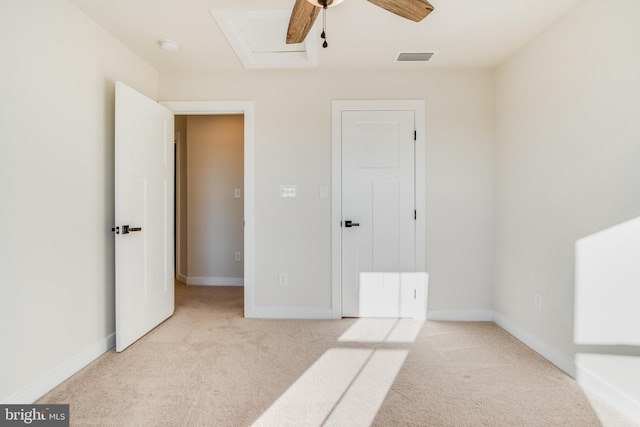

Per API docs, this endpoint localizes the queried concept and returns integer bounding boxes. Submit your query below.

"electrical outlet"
[235,252,241,262]
[279,273,288,287]
[234,188,241,199]
[534,293,543,311]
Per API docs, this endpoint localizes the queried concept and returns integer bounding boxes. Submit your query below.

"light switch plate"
[320,185,329,198]
[280,185,297,198]
[279,273,288,286]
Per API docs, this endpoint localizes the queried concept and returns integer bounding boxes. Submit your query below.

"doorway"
[163,101,256,317]
[175,115,244,286]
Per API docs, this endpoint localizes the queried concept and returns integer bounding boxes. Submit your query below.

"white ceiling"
[69,0,581,72]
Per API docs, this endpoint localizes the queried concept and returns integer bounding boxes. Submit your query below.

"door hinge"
[414,210,417,220]
[414,130,417,141]
[111,226,120,235]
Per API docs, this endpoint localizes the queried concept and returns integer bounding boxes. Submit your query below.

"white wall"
[186,115,244,284]
[494,0,640,420]
[160,69,495,315]
[0,0,158,402]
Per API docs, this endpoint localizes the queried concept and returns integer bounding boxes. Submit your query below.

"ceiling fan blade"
[367,0,434,22]
[286,0,321,44]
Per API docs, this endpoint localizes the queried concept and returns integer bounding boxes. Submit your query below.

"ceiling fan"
[286,0,434,45]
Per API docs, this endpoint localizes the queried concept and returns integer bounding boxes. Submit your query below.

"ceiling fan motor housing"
[307,0,344,7]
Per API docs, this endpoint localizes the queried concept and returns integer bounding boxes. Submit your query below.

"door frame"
[174,131,183,282]
[331,100,426,319]
[161,100,256,318]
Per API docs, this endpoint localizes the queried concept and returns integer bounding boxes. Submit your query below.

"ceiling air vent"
[396,52,435,62]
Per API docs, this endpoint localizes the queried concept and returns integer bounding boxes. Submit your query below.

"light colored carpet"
[37,281,635,426]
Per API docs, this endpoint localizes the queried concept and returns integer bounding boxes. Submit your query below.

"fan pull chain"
[321,5,328,48]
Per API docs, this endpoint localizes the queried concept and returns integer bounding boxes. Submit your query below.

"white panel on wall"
[575,216,640,345]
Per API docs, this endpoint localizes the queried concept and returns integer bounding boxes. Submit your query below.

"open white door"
[115,82,174,352]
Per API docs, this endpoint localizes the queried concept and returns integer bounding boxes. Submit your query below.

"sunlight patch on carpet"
[251,348,408,427]
[253,317,424,426]
[338,318,424,343]
[252,349,372,426]
[324,349,408,426]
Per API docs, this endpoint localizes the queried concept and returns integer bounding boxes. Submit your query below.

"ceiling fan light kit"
[287,0,435,47]
[306,0,345,7]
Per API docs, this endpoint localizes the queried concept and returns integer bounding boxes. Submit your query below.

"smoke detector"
[160,39,180,53]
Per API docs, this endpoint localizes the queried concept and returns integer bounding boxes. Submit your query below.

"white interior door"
[341,110,415,317]
[115,82,174,352]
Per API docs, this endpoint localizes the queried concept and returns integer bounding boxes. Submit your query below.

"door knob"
[122,225,142,234]
[344,220,360,228]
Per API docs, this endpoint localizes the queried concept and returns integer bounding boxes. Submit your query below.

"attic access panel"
[212,9,318,68]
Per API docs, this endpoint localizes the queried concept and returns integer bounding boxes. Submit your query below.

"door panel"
[341,110,415,317]
[115,82,174,352]
[373,180,400,271]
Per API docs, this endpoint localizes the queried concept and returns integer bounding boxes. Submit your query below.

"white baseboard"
[427,309,494,322]
[186,276,244,286]
[492,312,576,377]
[3,333,115,404]
[493,312,640,424]
[246,306,336,319]
[176,273,188,283]
[576,361,640,425]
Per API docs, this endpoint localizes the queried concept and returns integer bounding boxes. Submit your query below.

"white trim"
[174,131,184,279]
[186,276,244,286]
[161,101,254,115]
[331,100,426,319]
[3,334,115,404]
[248,307,336,319]
[427,309,494,322]
[576,361,640,425]
[176,273,188,284]
[492,312,576,377]
[160,100,256,318]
